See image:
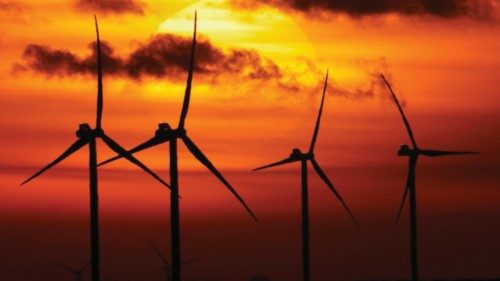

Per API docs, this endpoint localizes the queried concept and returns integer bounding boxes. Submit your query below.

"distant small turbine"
[21,17,169,281]
[381,74,478,281]
[252,71,358,281]
[150,241,199,281]
[98,12,256,281]
[50,260,90,281]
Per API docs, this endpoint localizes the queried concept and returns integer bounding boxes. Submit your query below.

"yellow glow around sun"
[158,0,317,62]
[155,0,329,106]
[155,0,380,94]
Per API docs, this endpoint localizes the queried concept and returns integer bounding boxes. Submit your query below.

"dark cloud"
[223,49,282,80]
[14,33,283,83]
[126,35,282,81]
[16,41,124,77]
[14,35,393,100]
[125,34,225,79]
[231,0,495,20]
[75,0,144,15]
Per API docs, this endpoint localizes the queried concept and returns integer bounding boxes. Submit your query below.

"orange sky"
[1,1,500,280]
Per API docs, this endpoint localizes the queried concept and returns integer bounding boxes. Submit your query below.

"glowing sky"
[1,1,499,280]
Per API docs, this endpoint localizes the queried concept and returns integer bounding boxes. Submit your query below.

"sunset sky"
[1,1,500,280]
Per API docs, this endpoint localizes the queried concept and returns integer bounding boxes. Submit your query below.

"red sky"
[1,1,500,280]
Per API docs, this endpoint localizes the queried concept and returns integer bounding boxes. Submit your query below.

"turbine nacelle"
[398,144,413,156]
[291,148,302,158]
[76,123,103,138]
[158,122,172,131]
[290,148,313,160]
[155,122,186,139]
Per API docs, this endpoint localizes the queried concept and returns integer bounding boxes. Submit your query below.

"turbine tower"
[150,241,199,281]
[252,71,358,281]
[99,12,256,281]
[50,260,90,281]
[381,74,478,281]
[21,17,169,281]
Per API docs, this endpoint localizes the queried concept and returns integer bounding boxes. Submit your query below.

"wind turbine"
[150,241,199,281]
[98,12,257,281]
[252,71,358,281]
[21,16,169,281]
[381,74,478,281]
[50,260,90,281]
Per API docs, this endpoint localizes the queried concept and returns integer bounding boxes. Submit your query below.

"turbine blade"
[178,11,197,129]
[394,156,417,228]
[393,183,410,228]
[181,135,257,221]
[380,74,418,149]
[21,138,88,186]
[309,70,329,153]
[149,241,169,266]
[98,135,166,166]
[420,149,479,157]
[100,133,170,188]
[94,15,103,129]
[252,157,297,171]
[181,258,200,266]
[310,159,359,226]
[49,261,77,273]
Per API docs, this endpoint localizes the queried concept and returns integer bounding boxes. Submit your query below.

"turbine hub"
[156,122,172,138]
[93,127,104,137]
[76,123,92,138]
[291,148,309,159]
[158,122,172,131]
[175,127,187,137]
[76,123,103,138]
[155,122,186,139]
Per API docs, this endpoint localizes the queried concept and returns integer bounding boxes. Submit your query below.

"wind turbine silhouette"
[21,17,169,281]
[150,241,199,281]
[50,260,91,281]
[252,71,358,281]
[99,12,256,281]
[381,74,478,281]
